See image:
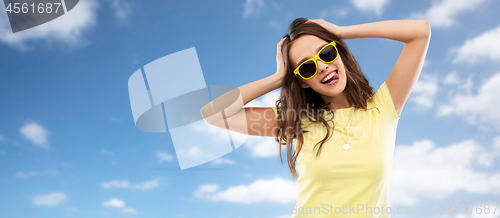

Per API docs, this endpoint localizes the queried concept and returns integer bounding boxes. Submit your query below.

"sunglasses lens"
[319,45,338,62]
[298,60,316,79]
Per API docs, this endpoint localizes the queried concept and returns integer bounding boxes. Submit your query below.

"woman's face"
[289,35,347,98]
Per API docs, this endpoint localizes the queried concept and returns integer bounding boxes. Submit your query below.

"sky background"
[1,0,500,217]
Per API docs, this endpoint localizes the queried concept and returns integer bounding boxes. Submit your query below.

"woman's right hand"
[274,37,287,86]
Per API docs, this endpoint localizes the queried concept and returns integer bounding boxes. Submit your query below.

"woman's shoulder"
[367,81,400,120]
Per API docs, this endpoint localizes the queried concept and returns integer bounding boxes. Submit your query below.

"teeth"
[322,70,337,83]
[322,73,333,82]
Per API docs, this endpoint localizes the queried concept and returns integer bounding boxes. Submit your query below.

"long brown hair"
[275,18,374,180]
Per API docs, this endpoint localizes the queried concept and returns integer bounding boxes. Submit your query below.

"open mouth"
[321,70,339,84]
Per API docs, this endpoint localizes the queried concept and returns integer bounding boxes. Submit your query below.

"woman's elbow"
[420,20,431,38]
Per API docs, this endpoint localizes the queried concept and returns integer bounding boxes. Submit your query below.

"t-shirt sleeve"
[271,106,279,118]
[372,81,401,120]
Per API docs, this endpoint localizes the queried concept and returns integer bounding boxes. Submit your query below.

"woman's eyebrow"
[296,42,328,67]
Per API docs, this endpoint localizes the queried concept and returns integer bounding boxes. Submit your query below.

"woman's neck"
[321,92,352,110]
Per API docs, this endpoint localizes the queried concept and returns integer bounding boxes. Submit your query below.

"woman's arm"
[200,38,287,137]
[311,19,431,117]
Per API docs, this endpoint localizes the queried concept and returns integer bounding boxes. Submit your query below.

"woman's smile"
[320,69,339,85]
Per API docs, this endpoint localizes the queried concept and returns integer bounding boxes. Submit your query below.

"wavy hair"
[275,18,374,180]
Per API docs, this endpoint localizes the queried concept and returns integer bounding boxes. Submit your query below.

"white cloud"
[101,180,130,189]
[102,198,125,208]
[0,134,5,143]
[102,198,138,214]
[423,59,431,68]
[33,192,66,206]
[192,119,231,141]
[243,0,264,17]
[16,171,40,178]
[443,71,460,85]
[269,20,283,30]
[156,151,173,162]
[186,120,235,160]
[0,0,99,50]
[179,146,205,158]
[19,122,50,149]
[15,169,59,178]
[245,90,280,107]
[194,177,298,204]
[109,116,122,123]
[349,0,389,16]
[320,7,349,19]
[194,184,219,197]
[408,0,488,28]
[101,178,159,190]
[100,148,114,155]
[244,135,281,157]
[132,179,159,190]
[391,139,500,206]
[410,73,439,108]
[443,71,474,95]
[438,72,500,130]
[109,0,132,22]
[210,158,235,166]
[121,208,138,214]
[442,71,474,94]
[494,136,500,155]
[452,25,500,64]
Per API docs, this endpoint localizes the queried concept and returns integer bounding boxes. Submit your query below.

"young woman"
[201,18,430,217]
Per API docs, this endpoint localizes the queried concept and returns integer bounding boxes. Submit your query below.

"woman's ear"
[299,80,309,89]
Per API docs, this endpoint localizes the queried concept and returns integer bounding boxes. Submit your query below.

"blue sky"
[1,0,500,217]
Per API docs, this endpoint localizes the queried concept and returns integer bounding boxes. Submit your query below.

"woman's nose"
[316,60,329,74]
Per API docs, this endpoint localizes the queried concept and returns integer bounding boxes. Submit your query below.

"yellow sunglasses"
[293,41,339,80]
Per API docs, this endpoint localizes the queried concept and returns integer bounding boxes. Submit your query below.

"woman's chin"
[313,84,345,97]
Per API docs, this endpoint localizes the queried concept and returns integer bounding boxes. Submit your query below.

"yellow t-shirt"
[272,81,400,218]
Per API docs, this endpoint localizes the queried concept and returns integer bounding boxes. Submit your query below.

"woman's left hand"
[306,19,344,38]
